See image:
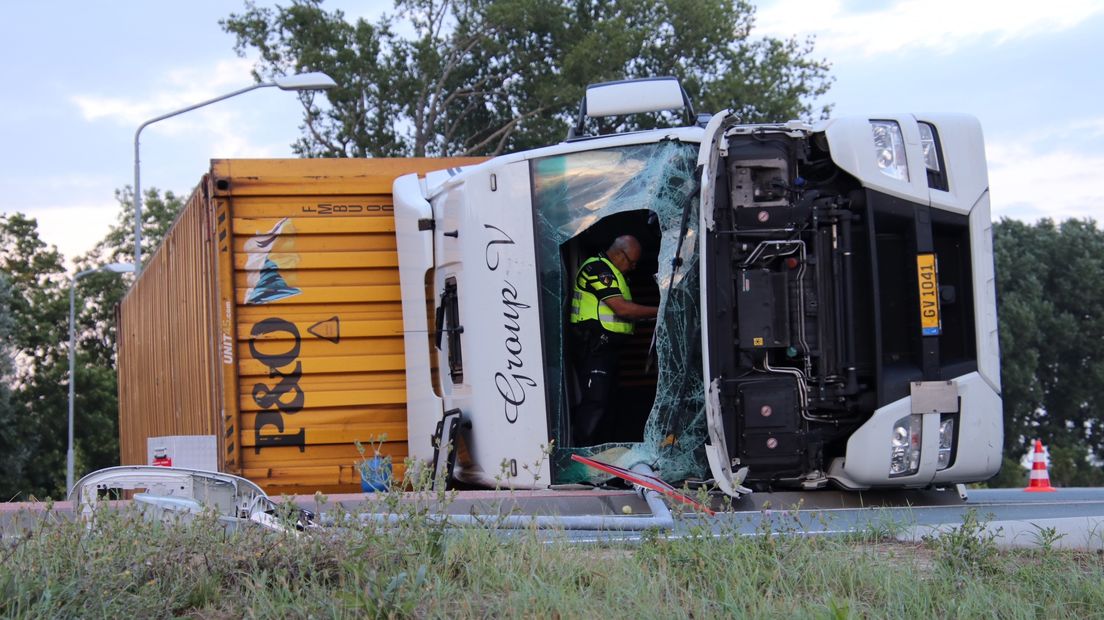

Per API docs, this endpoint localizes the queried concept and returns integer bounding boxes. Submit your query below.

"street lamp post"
[132,71,337,270]
[67,262,136,494]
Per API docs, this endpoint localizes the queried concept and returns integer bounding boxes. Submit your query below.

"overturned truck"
[118,78,1001,497]
[394,78,1001,495]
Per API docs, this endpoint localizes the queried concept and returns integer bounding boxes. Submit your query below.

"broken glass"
[530,139,707,484]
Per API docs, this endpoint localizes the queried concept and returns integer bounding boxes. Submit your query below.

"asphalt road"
[580,487,1104,547]
[4,487,1103,549]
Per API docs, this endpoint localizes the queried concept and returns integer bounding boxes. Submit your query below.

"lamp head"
[273,72,337,91]
[103,263,136,274]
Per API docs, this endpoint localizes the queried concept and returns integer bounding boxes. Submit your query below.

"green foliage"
[1048,442,1104,487]
[3,498,1104,616]
[995,218,1104,475]
[222,0,833,157]
[338,564,428,617]
[925,508,1003,576]
[87,186,185,270]
[0,189,184,500]
[0,274,19,496]
[64,187,186,483]
[1029,523,1067,551]
[0,214,68,499]
[353,435,393,490]
[0,213,67,374]
[222,0,408,157]
[985,455,1028,489]
[75,187,185,363]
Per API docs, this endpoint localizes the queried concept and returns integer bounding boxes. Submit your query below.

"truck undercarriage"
[704,125,981,489]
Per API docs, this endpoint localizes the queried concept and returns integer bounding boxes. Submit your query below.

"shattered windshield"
[531,140,707,484]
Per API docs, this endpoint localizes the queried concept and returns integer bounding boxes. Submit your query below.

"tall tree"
[995,217,1104,484]
[0,189,186,499]
[0,214,67,376]
[222,0,832,158]
[0,274,21,498]
[70,188,186,478]
[0,214,68,499]
[222,0,409,157]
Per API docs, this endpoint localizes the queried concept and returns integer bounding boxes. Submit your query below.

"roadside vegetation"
[2,1,1103,502]
[2,501,1101,618]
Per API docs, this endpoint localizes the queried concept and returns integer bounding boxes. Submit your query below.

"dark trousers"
[570,326,620,446]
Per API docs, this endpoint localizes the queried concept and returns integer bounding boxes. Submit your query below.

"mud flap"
[431,409,462,491]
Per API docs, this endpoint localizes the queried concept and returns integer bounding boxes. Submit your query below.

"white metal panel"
[440,160,551,488]
[921,114,989,216]
[393,173,444,463]
[586,78,686,117]
[423,127,706,200]
[932,372,1003,484]
[821,115,930,205]
[969,191,1002,393]
[435,188,467,277]
[432,180,473,480]
[832,371,1001,488]
[696,110,745,496]
[831,394,930,488]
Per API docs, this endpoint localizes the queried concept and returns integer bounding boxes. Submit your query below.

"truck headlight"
[889,414,921,477]
[937,416,954,470]
[871,120,909,182]
[918,122,940,173]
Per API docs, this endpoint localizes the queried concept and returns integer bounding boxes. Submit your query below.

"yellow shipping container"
[117,158,483,495]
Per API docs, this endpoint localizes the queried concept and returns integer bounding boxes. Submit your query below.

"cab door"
[433,161,552,489]
[695,110,750,497]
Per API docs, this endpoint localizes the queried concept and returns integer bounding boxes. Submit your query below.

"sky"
[1,0,1102,266]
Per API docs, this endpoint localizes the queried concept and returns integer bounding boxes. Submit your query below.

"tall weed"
[2,496,1102,617]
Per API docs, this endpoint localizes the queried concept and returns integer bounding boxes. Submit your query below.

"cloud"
[987,137,1104,223]
[42,56,317,262]
[69,56,301,159]
[71,58,258,127]
[1066,116,1104,138]
[755,0,1104,58]
[13,202,119,265]
[0,173,118,212]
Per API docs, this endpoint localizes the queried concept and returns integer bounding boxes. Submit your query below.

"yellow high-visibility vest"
[570,256,634,334]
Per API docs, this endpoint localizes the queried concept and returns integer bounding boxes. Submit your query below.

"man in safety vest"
[569,235,658,446]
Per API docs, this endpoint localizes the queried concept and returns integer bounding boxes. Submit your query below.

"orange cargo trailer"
[117,158,483,495]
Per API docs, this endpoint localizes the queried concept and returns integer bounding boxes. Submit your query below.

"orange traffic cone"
[1024,439,1056,492]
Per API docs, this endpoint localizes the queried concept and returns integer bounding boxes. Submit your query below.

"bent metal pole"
[67,263,134,494]
[131,72,336,271]
[132,83,271,271]
[66,272,79,495]
[67,268,103,494]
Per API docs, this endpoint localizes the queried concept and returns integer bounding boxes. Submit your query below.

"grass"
[1,499,1102,618]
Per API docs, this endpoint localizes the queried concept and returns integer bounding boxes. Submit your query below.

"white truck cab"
[393,77,1002,495]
